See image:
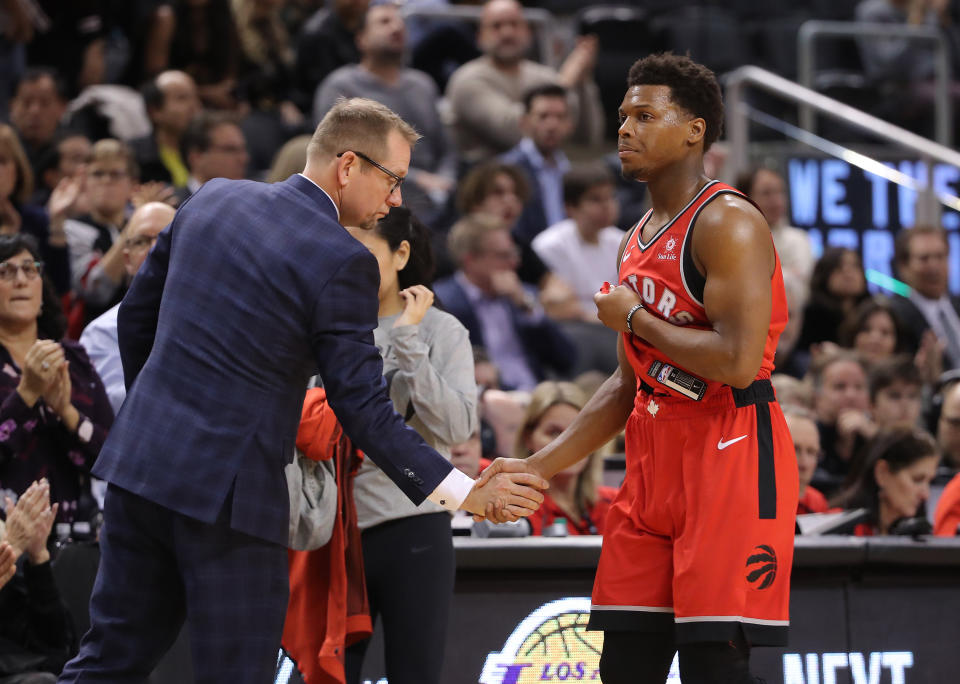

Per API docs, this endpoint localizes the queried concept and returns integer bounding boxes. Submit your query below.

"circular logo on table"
[480,598,603,683]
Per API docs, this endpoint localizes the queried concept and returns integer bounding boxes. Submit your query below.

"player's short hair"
[563,163,614,207]
[627,53,724,151]
[307,97,419,163]
[447,213,507,264]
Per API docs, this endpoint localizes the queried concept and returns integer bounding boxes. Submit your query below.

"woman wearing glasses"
[0,234,113,529]
[343,207,478,684]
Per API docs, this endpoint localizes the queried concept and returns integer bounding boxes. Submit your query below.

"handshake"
[460,458,550,524]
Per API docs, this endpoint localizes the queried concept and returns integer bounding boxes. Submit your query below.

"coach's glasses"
[337,150,404,195]
[0,260,44,281]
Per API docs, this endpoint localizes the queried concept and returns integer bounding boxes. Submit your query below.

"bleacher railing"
[725,65,960,225]
[797,20,952,147]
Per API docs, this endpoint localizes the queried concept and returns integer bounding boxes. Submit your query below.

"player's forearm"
[630,309,761,388]
[528,368,634,479]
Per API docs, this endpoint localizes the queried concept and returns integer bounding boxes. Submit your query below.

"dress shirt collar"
[518,136,570,172]
[293,173,340,222]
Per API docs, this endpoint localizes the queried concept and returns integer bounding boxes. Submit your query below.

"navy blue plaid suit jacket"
[92,174,454,546]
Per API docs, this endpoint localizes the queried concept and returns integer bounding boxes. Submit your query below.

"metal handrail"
[797,20,952,147]
[400,5,558,69]
[726,65,960,224]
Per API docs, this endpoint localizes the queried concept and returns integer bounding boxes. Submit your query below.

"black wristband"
[626,303,643,334]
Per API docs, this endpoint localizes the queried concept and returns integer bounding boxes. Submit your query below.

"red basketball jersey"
[618,180,788,401]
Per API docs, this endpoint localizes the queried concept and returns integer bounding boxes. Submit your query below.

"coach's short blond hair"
[307,97,419,162]
[447,213,506,265]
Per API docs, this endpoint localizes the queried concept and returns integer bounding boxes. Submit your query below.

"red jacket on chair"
[283,388,371,684]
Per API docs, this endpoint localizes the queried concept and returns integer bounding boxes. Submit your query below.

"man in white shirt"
[80,202,176,415]
[532,163,623,318]
[890,224,960,369]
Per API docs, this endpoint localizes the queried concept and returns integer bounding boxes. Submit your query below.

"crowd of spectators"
[0,0,959,676]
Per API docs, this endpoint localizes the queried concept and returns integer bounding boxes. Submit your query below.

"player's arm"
[596,195,774,388]
[484,232,637,485]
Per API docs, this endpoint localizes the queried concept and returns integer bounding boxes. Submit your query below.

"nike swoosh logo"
[717,435,748,450]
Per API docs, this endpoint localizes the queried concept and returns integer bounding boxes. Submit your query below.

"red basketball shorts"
[588,380,798,646]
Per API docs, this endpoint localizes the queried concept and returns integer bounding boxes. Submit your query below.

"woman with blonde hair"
[514,381,618,535]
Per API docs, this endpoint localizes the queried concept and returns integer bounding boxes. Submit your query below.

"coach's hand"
[594,285,642,333]
[470,457,550,523]
[462,460,549,523]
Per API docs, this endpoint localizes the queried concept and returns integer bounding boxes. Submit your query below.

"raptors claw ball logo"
[745,544,777,590]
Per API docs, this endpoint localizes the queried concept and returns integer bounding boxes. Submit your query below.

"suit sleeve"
[310,250,455,505]
[116,220,173,389]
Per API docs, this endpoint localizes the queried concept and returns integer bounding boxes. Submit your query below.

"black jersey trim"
[635,180,720,253]
[679,188,749,307]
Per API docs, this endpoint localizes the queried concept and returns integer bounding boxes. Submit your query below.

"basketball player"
[479,53,798,683]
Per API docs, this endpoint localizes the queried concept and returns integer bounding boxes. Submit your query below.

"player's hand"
[471,457,550,523]
[594,284,641,333]
[395,285,434,327]
[462,459,549,523]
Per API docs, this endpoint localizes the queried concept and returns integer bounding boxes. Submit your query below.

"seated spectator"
[833,427,939,535]
[453,160,546,285]
[479,388,527,459]
[0,479,72,683]
[736,166,814,306]
[532,163,623,318]
[868,355,923,431]
[294,0,368,113]
[838,296,909,366]
[31,133,91,208]
[936,377,960,469]
[179,112,249,201]
[889,225,960,370]
[810,350,875,496]
[167,0,241,111]
[0,234,113,526]
[8,69,67,182]
[434,213,576,390]
[130,71,201,189]
[933,470,960,536]
[513,381,617,535]
[0,125,70,296]
[501,84,573,245]
[786,407,829,515]
[445,0,602,164]
[313,1,456,222]
[233,0,302,122]
[80,203,177,416]
[61,140,138,325]
[796,247,869,355]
